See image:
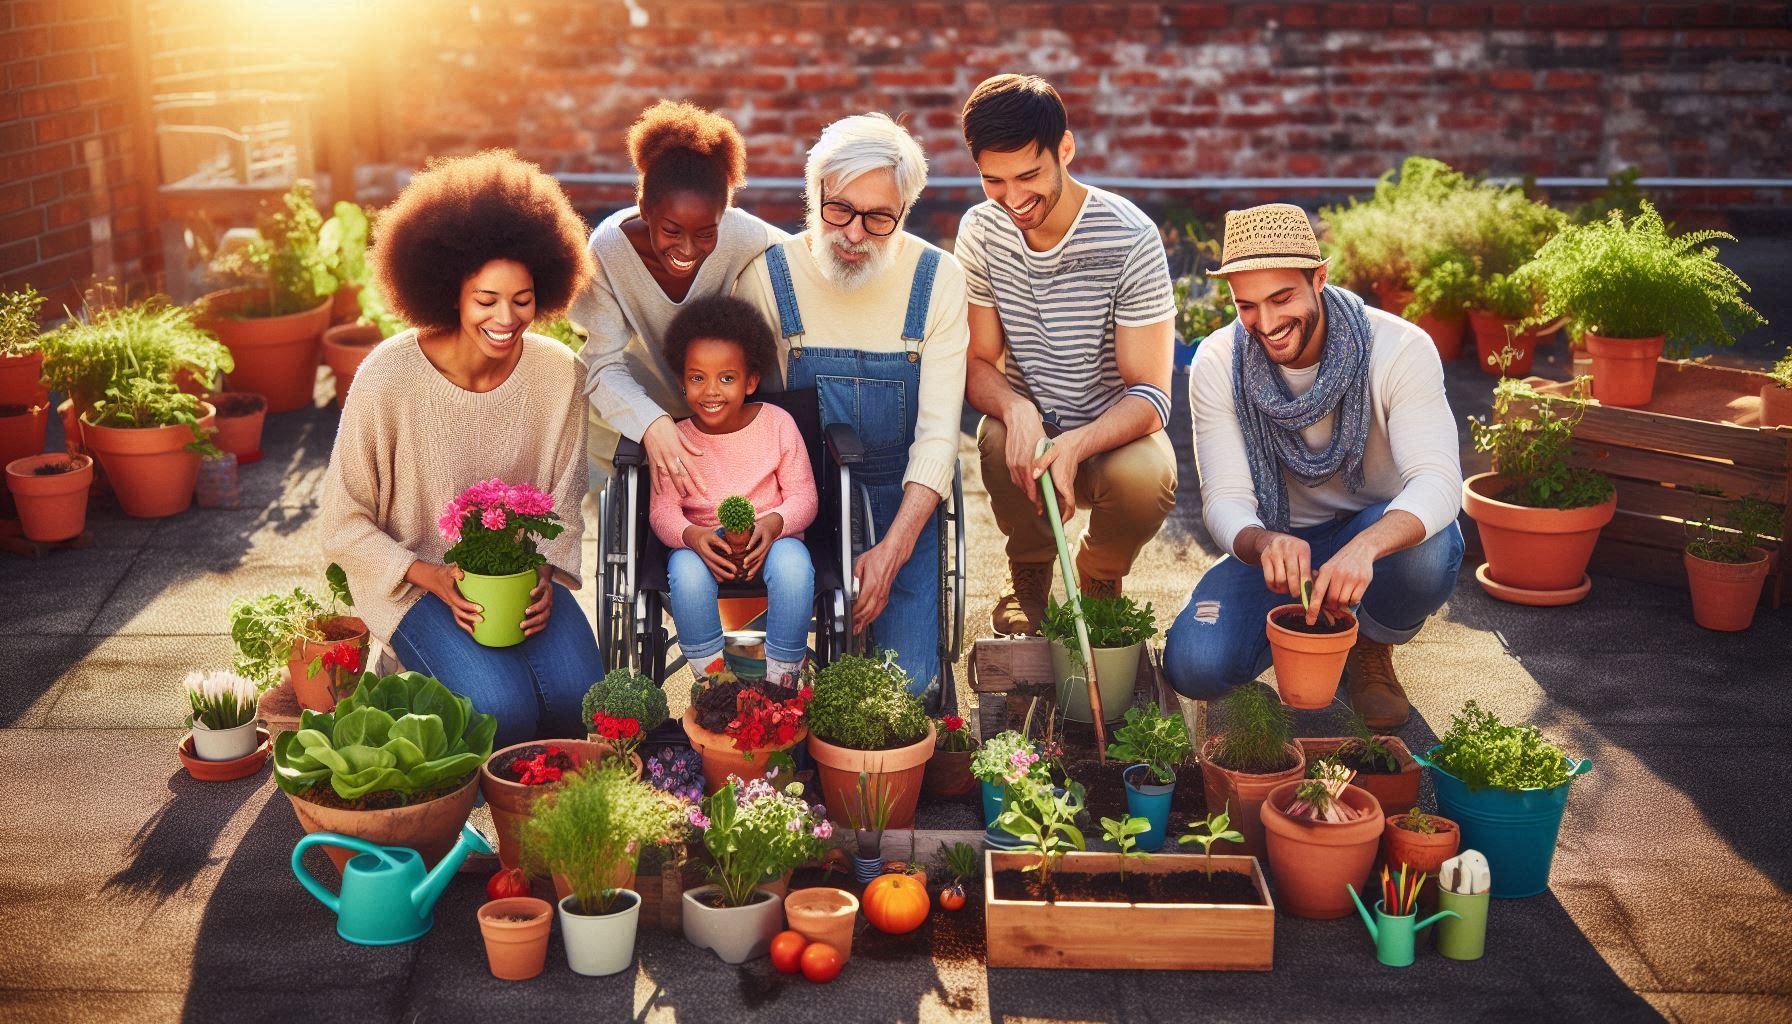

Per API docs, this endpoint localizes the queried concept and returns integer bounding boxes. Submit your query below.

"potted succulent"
[1103,704,1192,851]
[970,729,1048,829]
[1762,349,1792,428]
[80,377,218,518]
[518,762,685,976]
[683,776,832,964]
[716,495,756,576]
[1041,594,1157,724]
[805,652,935,830]
[229,563,368,710]
[4,453,92,542]
[1683,497,1780,632]
[683,669,811,794]
[438,478,563,648]
[1259,760,1384,920]
[322,275,402,409]
[921,713,978,798]
[0,285,46,407]
[1464,372,1616,604]
[1412,701,1591,898]
[1296,708,1422,816]
[182,668,261,762]
[1265,578,1357,709]
[1198,684,1305,859]
[1517,200,1765,407]
[1383,810,1461,880]
[476,896,553,982]
[198,181,339,412]
[206,392,268,465]
[581,668,667,762]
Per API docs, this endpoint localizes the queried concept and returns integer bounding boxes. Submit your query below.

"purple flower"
[687,808,711,830]
[813,821,834,840]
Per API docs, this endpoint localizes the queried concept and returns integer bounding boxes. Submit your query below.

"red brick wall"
[0,0,157,314]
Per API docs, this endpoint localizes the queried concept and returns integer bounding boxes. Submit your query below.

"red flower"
[319,642,361,673]
[943,715,965,733]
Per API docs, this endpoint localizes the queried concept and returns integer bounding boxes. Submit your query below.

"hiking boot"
[1345,635,1410,730]
[1078,571,1120,600]
[991,562,1053,635]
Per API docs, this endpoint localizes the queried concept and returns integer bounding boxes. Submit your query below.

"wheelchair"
[594,387,966,726]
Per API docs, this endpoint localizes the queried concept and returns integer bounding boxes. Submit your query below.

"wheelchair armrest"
[614,436,646,468]
[824,423,865,466]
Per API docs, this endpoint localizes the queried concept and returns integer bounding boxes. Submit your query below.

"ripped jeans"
[1162,501,1464,701]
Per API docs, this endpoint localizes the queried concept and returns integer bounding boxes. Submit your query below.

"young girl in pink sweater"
[650,296,816,685]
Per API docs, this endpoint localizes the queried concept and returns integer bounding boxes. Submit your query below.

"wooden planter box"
[1508,363,1790,607]
[983,850,1274,971]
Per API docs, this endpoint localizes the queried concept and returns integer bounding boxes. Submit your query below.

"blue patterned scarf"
[1230,285,1374,533]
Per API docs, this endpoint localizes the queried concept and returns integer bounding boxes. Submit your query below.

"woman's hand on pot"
[520,565,555,637]
[406,560,482,635]
[645,415,704,499]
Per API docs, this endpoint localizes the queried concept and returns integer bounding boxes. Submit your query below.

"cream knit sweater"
[320,330,589,646]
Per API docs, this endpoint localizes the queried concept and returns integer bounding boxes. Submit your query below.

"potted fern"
[805,652,935,830]
[1041,594,1158,724]
[1515,200,1765,407]
[1683,497,1781,632]
[1762,349,1792,428]
[1198,684,1305,859]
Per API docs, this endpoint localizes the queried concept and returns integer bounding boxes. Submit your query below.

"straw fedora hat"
[1209,203,1329,277]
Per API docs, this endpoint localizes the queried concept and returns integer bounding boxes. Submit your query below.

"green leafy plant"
[995,773,1087,888]
[938,840,979,884]
[0,285,46,357]
[970,729,1047,787]
[1402,254,1475,321]
[1099,814,1152,880]
[1178,803,1245,881]
[518,762,684,916]
[1040,594,1158,649]
[272,671,498,802]
[1768,349,1792,391]
[806,651,928,751]
[1172,273,1233,345]
[1396,810,1441,834]
[355,279,406,339]
[693,777,833,908]
[39,296,233,408]
[1571,167,1649,226]
[319,201,373,290]
[1685,497,1782,564]
[1477,270,1539,321]
[229,564,356,688]
[1336,707,1399,772]
[1430,700,1573,793]
[210,181,337,317]
[1104,705,1191,785]
[847,766,898,857]
[1516,200,1765,356]
[87,377,221,455]
[1208,684,1295,774]
[580,668,669,758]
[1321,157,1476,293]
[535,316,586,352]
[1469,372,1614,510]
[716,495,756,537]
[183,669,259,731]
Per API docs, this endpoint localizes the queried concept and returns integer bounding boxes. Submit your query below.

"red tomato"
[800,941,842,983]
[862,872,930,934]
[485,867,528,902]
[769,930,809,974]
[939,882,967,912]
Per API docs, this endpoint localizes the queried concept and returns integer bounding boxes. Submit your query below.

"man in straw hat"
[1162,203,1464,727]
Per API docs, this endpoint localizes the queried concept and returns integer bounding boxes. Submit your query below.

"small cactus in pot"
[716,495,756,562]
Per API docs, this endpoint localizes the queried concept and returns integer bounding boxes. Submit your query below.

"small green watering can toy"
[292,824,492,945]
[1348,884,1460,967]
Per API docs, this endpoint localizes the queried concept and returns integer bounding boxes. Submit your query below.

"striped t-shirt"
[955,186,1174,429]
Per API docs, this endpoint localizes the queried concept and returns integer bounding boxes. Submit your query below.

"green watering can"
[292,824,492,945]
[1348,886,1460,967]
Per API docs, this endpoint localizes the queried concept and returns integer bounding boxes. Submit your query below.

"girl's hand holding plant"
[682,524,739,582]
[406,560,483,635]
[740,513,783,579]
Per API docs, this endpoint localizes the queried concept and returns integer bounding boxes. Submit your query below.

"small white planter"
[558,890,640,977]
[189,718,259,762]
[682,885,784,964]
[1049,640,1143,723]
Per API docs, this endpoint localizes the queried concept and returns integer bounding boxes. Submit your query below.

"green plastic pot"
[456,568,536,648]
[1048,640,1141,723]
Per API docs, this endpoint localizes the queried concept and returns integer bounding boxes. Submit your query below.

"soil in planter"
[487,913,541,924]
[1271,610,1353,635]
[696,888,777,911]
[317,617,364,642]
[1056,753,1208,832]
[211,393,266,418]
[1326,746,1402,776]
[32,461,77,476]
[293,777,469,811]
[993,866,1263,906]
[693,678,802,733]
[487,743,576,783]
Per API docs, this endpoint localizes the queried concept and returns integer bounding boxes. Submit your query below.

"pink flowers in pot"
[437,479,563,576]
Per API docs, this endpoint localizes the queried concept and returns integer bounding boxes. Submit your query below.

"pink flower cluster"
[437,479,556,543]
[1003,749,1042,787]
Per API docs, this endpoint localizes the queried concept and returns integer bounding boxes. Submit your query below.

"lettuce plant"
[1104,705,1191,785]
[274,671,497,802]
[1430,701,1572,792]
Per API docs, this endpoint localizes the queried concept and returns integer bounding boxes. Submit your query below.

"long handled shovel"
[1034,438,1108,761]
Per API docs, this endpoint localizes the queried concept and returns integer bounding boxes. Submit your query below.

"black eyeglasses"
[818,199,904,237]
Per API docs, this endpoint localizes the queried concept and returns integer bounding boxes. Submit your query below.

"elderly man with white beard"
[735,113,970,702]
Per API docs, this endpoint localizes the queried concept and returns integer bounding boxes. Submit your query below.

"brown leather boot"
[991,562,1053,635]
[1077,571,1120,600]
[1345,635,1410,730]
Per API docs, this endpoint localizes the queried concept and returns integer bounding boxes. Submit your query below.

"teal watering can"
[292,824,492,945]
[1348,886,1459,967]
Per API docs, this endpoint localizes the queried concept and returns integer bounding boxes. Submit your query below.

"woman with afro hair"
[320,149,604,747]
[571,100,784,495]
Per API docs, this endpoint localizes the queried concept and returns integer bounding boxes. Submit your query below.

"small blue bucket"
[980,780,1006,828]
[1415,747,1592,898]
[1122,764,1173,852]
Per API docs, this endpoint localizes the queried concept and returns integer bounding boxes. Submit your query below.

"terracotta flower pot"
[922,746,977,798]
[1468,311,1540,377]
[0,400,47,470]
[1684,547,1771,632]
[681,705,807,795]
[208,392,267,465]
[321,323,382,409]
[1260,780,1384,920]
[1198,737,1306,860]
[1584,332,1664,407]
[1380,286,1465,362]
[1383,813,1461,877]
[784,886,860,962]
[288,615,370,712]
[481,738,644,870]
[808,721,936,831]
[0,350,44,406]
[330,283,363,326]
[1462,472,1616,599]
[477,896,553,981]
[1265,604,1358,709]
[5,453,89,541]
[79,403,215,518]
[1762,383,1792,428]
[284,772,479,876]
[1296,736,1421,816]
[196,288,330,413]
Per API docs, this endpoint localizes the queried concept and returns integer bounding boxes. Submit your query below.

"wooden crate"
[967,637,1203,745]
[1514,362,1791,607]
[984,850,1274,971]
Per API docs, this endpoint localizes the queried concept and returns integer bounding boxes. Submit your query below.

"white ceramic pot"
[189,718,259,762]
[558,890,640,977]
[681,885,784,964]
[1049,640,1143,723]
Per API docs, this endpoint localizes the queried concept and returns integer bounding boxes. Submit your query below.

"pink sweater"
[649,404,818,549]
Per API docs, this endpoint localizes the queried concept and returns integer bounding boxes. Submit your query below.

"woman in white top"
[573,101,784,496]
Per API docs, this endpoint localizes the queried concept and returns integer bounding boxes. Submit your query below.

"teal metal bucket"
[980,780,1005,828]
[1416,747,1591,898]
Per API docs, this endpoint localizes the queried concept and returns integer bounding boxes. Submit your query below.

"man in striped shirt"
[956,73,1178,635]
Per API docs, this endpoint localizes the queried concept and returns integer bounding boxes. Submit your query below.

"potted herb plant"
[683,777,832,964]
[1296,708,1423,816]
[970,729,1048,828]
[0,285,46,407]
[716,494,756,576]
[805,651,935,830]
[1412,701,1591,898]
[1259,760,1384,919]
[1041,594,1158,724]
[922,713,978,798]
[1517,200,1765,407]
[182,668,261,762]
[519,762,684,976]
[438,478,563,648]
[230,563,368,710]
[1265,578,1358,709]
[1198,684,1305,859]
[4,453,92,542]
[320,200,373,325]
[1463,371,1616,604]
[1104,704,1192,851]
[1762,349,1792,428]
[683,669,811,794]
[1383,810,1461,880]
[322,275,402,409]
[80,377,218,518]
[1398,253,1472,360]
[1321,157,1473,300]
[1683,497,1780,632]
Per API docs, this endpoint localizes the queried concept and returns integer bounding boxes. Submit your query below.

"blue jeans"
[668,537,815,665]
[1163,502,1464,701]
[390,583,602,749]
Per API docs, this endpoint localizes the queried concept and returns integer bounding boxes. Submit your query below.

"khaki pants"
[976,415,1177,582]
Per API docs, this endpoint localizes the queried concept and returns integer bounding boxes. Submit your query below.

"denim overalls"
[763,243,942,696]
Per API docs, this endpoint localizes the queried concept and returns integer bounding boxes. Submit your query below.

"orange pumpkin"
[862,872,929,934]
